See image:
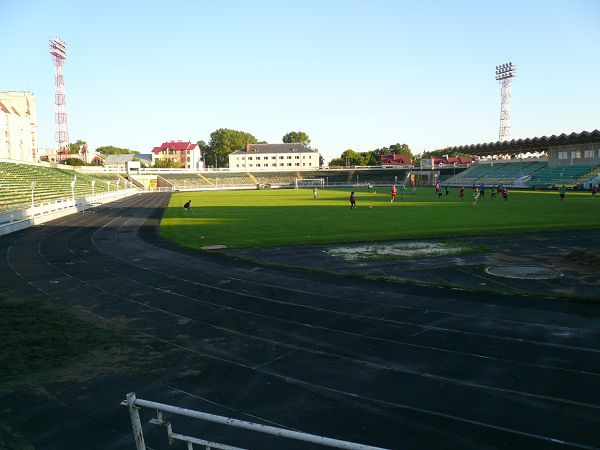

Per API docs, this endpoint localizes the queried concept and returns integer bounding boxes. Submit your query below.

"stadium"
[2,124,600,449]
[2,3,600,449]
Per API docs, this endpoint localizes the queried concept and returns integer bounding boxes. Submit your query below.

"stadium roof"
[445,130,600,155]
[230,143,317,155]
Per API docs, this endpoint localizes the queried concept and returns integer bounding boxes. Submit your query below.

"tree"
[282,131,311,146]
[206,128,258,168]
[96,145,139,156]
[337,149,366,166]
[64,157,86,166]
[69,139,87,154]
[153,159,180,168]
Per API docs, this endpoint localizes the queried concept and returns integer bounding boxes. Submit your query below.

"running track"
[2,193,600,449]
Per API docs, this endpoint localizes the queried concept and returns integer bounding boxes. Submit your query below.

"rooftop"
[230,143,317,155]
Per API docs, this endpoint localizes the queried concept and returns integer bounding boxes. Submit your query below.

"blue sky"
[1,0,599,162]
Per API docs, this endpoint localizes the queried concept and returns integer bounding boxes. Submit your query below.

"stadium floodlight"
[495,61,517,142]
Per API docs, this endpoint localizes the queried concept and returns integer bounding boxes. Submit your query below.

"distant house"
[136,153,153,166]
[151,140,202,169]
[444,156,474,166]
[103,154,137,171]
[228,143,320,171]
[380,154,413,166]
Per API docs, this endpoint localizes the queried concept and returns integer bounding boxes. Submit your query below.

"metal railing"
[122,393,389,450]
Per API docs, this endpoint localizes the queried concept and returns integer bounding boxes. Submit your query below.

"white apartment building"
[0,92,37,162]
[229,143,320,171]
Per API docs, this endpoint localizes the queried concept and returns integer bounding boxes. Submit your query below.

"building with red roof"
[151,140,202,169]
[380,154,413,166]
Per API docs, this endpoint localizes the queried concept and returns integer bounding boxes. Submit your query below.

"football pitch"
[160,187,600,249]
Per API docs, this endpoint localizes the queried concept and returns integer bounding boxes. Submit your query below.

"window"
[249,164,253,167]
[295,156,300,159]
[303,163,306,166]
[272,163,276,167]
[271,156,276,159]
[264,156,268,160]
[279,156,284,159]
[280,163,284,166]
[295,163,300,166]
[248,157,252,160]
[571,151,581,159]
[287,156,292,159]
[584,150,594,158]
[187,157,190,162]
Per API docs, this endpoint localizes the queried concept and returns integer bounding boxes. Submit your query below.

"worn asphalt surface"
[1,192,599,450]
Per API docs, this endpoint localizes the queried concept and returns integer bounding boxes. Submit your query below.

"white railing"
[0,188,138,237]
[122,393,388,450]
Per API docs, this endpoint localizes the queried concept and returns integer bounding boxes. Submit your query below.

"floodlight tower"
[495,62,517,142]
[49,37,69,160]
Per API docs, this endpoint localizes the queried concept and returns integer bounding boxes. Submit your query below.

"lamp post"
[70,178,76,204]
[495,62,517,142]
[31,181,36,211]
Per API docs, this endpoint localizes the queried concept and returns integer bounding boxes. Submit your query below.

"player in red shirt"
[391,185,397,203]
[459,186,465,201]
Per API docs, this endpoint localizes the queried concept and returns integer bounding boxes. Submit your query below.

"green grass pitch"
[159,187,600,249]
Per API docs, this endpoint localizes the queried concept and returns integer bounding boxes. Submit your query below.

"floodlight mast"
[495,62,517,142]
[49,37,69,161]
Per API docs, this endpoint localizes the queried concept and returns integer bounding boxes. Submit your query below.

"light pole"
[91,179,95,196]
[107,180,111,193]
[495,62,517,142]
[70,178,76,204]
[31,181,36,211]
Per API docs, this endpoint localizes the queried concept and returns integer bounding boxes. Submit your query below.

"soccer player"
[400,184,406,198]
[445,186,450,196]
[459,186,465,201]
[391,185,397,202]
[491,188,497,200]
[184,200,191,210]
[472,188,480,206]
[559,185,566,201]
[350,191,356,209]
[592,184,597,197]
[313,187,318,199]
[479,183,485,198]
[502,186,508,203]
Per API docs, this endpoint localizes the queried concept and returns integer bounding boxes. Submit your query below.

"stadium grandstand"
[442,130,600,188]
[0,161,128,213]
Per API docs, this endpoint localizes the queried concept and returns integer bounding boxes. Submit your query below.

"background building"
[0,92,37,162]
[229,143,320,171]
[151,141,201,169]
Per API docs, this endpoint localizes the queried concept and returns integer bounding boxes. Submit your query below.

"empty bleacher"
[528,165,598,187]
[445,160,548,186]
[0,162,130,212]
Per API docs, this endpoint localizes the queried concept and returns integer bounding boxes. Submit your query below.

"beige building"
[229,143,320,171]
[0,92,37,162]
[151,140,202,169]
